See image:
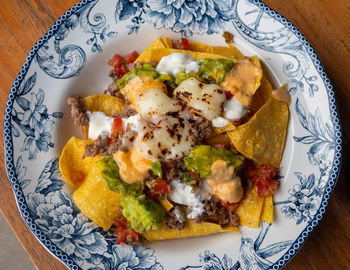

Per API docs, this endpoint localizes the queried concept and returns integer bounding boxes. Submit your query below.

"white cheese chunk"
[174,78,226,120]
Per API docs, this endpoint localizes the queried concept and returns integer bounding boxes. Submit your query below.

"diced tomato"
[109,118,123,144]
[108,54,124,67]
[70,170,85,183]
[152,179,170,195]
[111,118,123,134]
[222,31,234,44]
[173,38,190,50]
[246,164,279,197]
[115,227,127,244]
[126,229,139,243]
[225,90,233,100]
[113,213,139,244]
[115,64,128,78]
[113,215,128,229]
[124,51,139,64]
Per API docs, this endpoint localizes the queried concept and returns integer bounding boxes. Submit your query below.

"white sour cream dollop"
[87,111,114,140]
[156,52,199,76]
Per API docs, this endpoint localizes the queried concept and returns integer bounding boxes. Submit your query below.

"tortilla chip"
[135,38,166,62]
[227,98,288,168]
[59,137,100,188]
[213,122,236,135]
[162,37,173,48]
[73,166,120,230]
[251,76,273,113]
[189,42,212,53]
[149,48,232,62]
[210,45,243,60]
[261,195,273,223]
[204,132,232,145]
[143,220,238,241]
[251,55,263,92]
[83,94,125,116]
[235,186,264,228]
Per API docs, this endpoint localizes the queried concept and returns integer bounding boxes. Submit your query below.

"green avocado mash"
[197,58,234,84]
[174,58,234,85]
[117,64,173,93]
[97,156,166,232]
[184,145,245,178]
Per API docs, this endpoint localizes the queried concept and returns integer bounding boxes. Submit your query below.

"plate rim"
[3,0,342,269]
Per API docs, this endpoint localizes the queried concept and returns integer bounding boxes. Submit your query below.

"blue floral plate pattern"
[3,0,342,269]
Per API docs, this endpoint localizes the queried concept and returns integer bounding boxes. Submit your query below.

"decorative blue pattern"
[115,0,235,36]
[275,98,335,224]
[181,222,293,270]
[37,0,117,79]
[293,98,335,167]
[11,72,63,160]
[3,0,342,269]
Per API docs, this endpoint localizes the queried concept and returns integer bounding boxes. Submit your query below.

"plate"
[3,0,342,269]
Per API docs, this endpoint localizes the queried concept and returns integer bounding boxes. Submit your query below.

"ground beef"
[192,116,213,143]
[166,207,185,230]
[206,78,217,84]
[114,103,137,118]
[83,135,110,158]
[67,96,89,126]
[126,62,143,71]
[164,80,177,97]
[192,198,240,227]
[164,159,187,182]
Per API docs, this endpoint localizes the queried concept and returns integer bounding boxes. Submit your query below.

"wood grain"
[0,0,349,269]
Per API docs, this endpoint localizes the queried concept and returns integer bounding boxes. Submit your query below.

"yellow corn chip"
[162,37,173,48]
[59,137,101,188]
[251,75,273,113]
[188,42,243,60]
[211,45,243,60]
[204,132,232,145]
[261,195,273,223]
[135,38,166,62]
[189,42,212,53]
[235,186,264,228]
[213,122,236,135]
[251,55,263,92]
[73,166,120,230]
[83,94,125,116]
[227,98,288,168]
[143,220,238,241]
[149,48,232,62]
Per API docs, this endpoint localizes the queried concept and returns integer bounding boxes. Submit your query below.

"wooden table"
[0,0,349,269]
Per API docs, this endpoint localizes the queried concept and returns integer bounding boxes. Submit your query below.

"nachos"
[59,37,290,243]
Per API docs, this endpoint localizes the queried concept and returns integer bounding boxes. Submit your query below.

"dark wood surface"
[0,0,349,269]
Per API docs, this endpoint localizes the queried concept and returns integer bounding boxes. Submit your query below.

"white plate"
[4,0,342,269]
